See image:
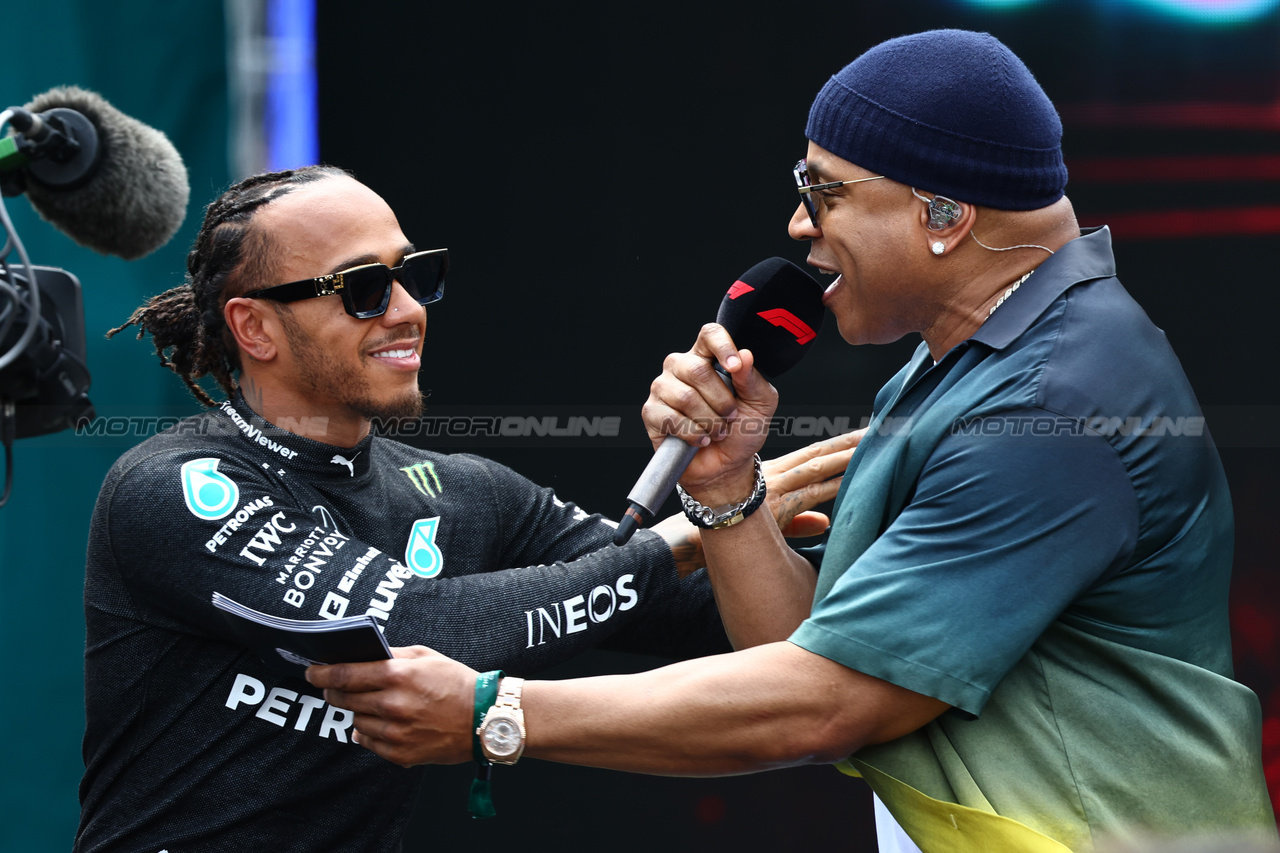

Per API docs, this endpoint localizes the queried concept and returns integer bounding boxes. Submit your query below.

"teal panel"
[0,2,231,848]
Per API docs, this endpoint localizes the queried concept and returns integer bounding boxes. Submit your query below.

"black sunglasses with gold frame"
[244,248,448,319]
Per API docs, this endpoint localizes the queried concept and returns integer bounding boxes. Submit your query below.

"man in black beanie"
[310,30,1276,852]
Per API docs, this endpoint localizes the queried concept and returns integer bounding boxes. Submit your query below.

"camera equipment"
[0,87,189,507]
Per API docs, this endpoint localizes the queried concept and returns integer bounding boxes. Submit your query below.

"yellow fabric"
[828,625,1275,851]
[836,758,1076,853]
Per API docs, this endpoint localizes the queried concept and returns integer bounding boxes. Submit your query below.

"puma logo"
[330,452,359,477]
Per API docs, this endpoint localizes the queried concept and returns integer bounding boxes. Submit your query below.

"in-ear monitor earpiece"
[927,195,962,231]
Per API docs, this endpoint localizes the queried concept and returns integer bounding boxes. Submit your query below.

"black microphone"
[2,85,190,259]
[613,257,824,546]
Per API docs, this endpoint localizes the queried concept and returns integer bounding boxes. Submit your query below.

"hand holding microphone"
[613,258,825,545]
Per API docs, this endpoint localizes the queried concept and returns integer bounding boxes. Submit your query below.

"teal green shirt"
[790,228,1273,851]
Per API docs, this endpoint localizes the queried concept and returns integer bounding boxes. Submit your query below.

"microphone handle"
[614,436,700,545]
[613,367,734,547]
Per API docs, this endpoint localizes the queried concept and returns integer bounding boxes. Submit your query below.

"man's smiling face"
[253,174,429,430]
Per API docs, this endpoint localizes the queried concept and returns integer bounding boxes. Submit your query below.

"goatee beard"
[356,388,425,425]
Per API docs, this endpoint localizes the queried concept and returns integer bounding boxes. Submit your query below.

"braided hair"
[108,165,349,406]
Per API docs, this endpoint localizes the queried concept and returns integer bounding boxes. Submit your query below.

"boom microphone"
[1,85,190,259]
[612,257,825,546]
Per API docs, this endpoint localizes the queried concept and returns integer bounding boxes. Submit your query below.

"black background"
[317,2,1280,847]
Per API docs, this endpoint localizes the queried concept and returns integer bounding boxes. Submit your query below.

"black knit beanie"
[805,30,1068,211]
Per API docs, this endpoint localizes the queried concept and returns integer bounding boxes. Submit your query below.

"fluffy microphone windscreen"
[715,257,825,379]
[22,86,190,260]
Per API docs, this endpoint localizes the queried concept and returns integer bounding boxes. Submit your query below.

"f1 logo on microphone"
[757,309,817,345]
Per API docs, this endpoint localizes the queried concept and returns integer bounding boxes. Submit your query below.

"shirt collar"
[219,392,375,481]
[969,226,1117,352]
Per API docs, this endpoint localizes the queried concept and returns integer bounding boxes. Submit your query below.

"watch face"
[481,715,522,757]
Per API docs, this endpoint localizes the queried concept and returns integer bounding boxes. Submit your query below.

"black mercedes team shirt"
[77,394,725,852]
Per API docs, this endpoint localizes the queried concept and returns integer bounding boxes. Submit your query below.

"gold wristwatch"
[476,676,526,764]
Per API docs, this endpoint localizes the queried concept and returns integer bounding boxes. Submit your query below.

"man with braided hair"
[102,169,322,408]
[76,165,854,852]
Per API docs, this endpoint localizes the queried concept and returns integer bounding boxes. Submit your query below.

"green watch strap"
[469,669,502,819]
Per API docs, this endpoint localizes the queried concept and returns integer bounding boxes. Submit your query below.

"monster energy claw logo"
[400,461,442,497]
[405,517,444,578]
[181,458,240,520]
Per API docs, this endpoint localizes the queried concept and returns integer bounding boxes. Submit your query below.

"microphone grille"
[715,257,825,378]
[22,86,190,260]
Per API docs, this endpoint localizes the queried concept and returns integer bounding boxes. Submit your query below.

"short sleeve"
[790,408,1139,715]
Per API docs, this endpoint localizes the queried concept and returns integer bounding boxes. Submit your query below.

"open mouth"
[367,340,421,369]
[371,347,417,360]
[808,263,842,303]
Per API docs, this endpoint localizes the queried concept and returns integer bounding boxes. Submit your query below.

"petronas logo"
[405,517,444,578]
[180,458,239,520]
[400,461,442,497]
